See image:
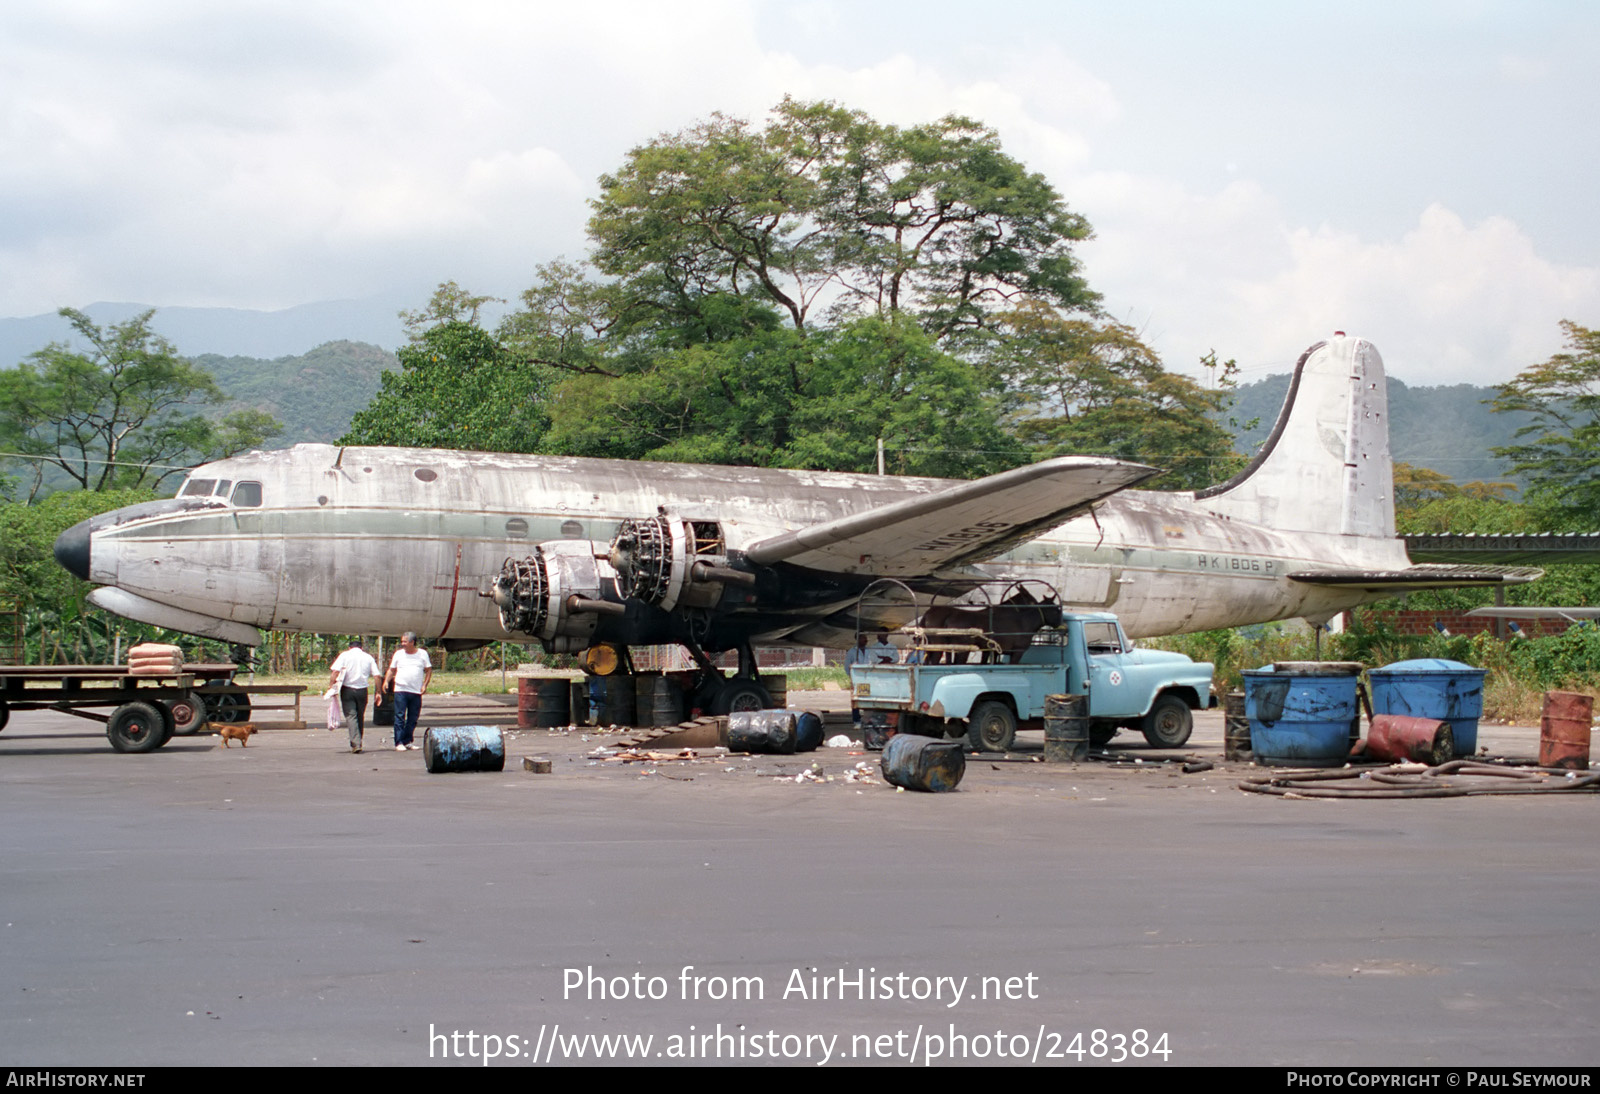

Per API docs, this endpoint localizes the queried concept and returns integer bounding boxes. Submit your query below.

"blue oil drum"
[1366,659,1486,757]
[787,710,824,753]
[1242,663,1362,767]
[423,725,505,773]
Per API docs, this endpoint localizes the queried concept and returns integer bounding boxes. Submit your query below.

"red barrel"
[1366,714,1454,765]
[517,676,572,729]
[1540,691,1592,771]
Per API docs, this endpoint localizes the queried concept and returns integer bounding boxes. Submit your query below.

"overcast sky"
[2,0,1595,385]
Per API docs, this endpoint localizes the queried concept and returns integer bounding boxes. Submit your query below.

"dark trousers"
[340,686,367,747]
[393,691,421,746]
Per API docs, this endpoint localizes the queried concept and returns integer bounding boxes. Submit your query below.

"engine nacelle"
[492,540,624,650]
[609,516,753,613]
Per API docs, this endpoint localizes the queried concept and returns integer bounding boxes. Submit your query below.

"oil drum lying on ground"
[880,735,966,792]
[423,725,505,773]
[728,710,797,754]
[1367,659,1485,757]
[789,710,823,753]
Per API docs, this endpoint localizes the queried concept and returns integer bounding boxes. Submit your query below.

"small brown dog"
[218,723,258,748]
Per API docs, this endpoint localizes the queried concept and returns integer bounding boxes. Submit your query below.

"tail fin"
[1197,335,1393,538]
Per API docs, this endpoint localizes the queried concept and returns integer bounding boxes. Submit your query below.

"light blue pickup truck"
[850,612,1215,752]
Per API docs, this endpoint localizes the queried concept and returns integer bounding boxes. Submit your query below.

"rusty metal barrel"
[423,725,506,773]
[1223,689,1251,761]
[1042,693,1089,763]
[1366,714,1455,765]
[880,735,966,792]
[517,675,571,728]
[634,673,684,727]
[1540,691,1592,771]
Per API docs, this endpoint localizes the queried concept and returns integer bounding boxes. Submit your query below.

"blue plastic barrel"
[1366,658,1485,757]
[1242,663,1362,767]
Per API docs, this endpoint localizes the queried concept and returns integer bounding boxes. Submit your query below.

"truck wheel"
[1142,695,1193,748]
[107,701,171,753]
[1090,723,1117,747]
[966,701,1017,753]
[0,701,8,733]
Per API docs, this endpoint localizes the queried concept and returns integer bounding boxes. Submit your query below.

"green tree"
[0,308,280,499]
[1491,320,1600,526]
[340,318,550,453]
[995,303,1240,489]
[586,97,1097,346]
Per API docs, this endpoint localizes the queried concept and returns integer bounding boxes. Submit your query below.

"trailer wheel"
[966,701,1017,753]
[1141,695,1193,748]
[165,693,208,736]
[107,701,171,753]
[203,689,251,724]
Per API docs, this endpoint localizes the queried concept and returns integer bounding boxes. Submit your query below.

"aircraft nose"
[54,518,93,580]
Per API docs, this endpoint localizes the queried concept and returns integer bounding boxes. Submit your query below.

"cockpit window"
[231,481,263,507]
[180,478,216,498]
[214,479,232,497]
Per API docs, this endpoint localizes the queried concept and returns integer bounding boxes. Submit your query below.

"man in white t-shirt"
[383,631,433,751]
[328,638,380,753]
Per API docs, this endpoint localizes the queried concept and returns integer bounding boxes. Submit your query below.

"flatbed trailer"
[0,664,309,752]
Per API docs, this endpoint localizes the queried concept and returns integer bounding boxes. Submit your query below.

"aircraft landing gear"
[683,638,773,715]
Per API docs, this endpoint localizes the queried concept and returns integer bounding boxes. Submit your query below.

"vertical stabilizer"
[1197,336,1393,538]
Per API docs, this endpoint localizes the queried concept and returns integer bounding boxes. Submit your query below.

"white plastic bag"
[326,694,343,732]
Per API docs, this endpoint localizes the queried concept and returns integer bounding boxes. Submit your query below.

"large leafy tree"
[1491,320,1600,525]
[0,308,279,500]
[587,97,1097,345]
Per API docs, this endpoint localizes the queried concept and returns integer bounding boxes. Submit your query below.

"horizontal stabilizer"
[1465,606,1600,621]
[1288,565,1543,591]
[745,457,1158,576]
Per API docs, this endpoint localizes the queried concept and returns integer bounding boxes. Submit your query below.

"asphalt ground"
[1,692,1596,1068]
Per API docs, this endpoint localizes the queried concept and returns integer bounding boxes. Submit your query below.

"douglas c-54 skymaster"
[55,334,1534,712]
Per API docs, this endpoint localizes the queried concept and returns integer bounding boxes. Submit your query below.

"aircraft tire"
[966,701,1017,753]
[107,701,171,753]
[165,693,208,736]
[1141,695,1193,748]
[712,678,771,715]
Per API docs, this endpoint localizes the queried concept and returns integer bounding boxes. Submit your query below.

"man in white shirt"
[867,631,899,665]
[328,638,380,753]
[383,631,433,751]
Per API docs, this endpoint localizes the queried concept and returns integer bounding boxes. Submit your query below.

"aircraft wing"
[1287,564,1545,591]
[744,456,1158,576]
